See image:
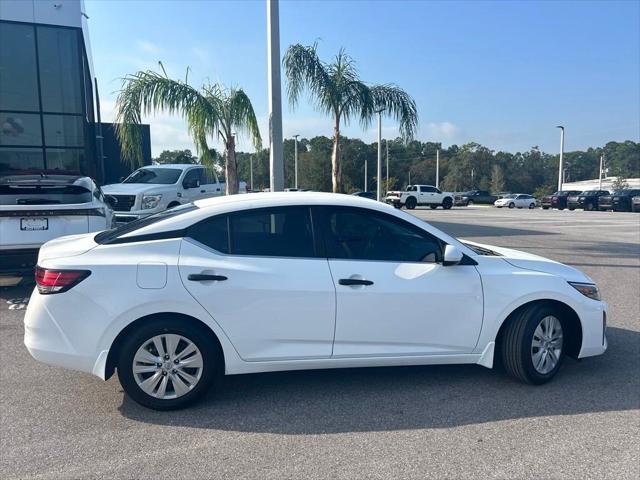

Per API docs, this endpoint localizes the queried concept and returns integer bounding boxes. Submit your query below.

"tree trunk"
[331,115,341,193]
[225,136,239,195]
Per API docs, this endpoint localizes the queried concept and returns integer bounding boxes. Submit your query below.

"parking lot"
[1,206,638,479]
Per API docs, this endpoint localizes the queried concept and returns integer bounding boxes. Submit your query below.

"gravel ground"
[1,206,638,479]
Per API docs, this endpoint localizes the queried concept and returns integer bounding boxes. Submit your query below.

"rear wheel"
[405,196,417,210]
[529,203,535,209]
[585,203,594,211]
[442,197,453,210]
[467,199,474,206]
[501,304,565,384]
[568,207,575,211]
[542,206,549,210]
[508,202,515,209]
[429,204,438,210]
[117,319,219,410]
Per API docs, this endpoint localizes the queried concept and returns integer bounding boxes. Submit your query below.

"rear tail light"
[35,266,91,294]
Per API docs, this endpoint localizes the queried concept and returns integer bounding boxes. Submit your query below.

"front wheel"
[429,204,438,210]
[405,196,417,210]
[508,202,515,209]
[467,200,474,206]
[442,197,453,210]
[542,206,549,210]
[501,304,565,384]
[585,203,594,211]
[529,203,536,209]
[117,319,219,410]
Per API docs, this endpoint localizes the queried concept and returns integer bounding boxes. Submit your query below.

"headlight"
[141,194,162,210]
[569,282,601,301]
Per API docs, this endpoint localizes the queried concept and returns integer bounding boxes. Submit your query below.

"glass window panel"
[43,115,84,147]
[188,215,229,253]
[0,112,42,146]
[37,26,82,113]
[45,148,85,173]
[0,23,39,111]
[0,147,44,173]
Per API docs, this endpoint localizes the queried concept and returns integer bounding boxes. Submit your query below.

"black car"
[567,190,610,211]
[456,190,498,206]
[598,189,640,212]
[351,191,376,200]
[541,190,582,210]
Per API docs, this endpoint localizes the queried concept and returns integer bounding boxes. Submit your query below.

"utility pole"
[250,154,254,191]
[435,148,440,189]
[376,109,383,201]
[556,126,565,192]
[364,157,367,192]
[598,153,604,190]
[385,140,389,189]
[293,134,299,189]
[267,0,284,191]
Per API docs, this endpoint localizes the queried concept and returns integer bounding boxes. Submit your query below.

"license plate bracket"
[20,218,48,231]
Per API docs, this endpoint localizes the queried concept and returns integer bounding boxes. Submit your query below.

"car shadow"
[118,326,639,434]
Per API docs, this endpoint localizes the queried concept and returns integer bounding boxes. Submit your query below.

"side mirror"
[119,176,125,182]
[105,195,117,208]
[443,244,463,266]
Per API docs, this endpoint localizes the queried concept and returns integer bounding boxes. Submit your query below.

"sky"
[85,0,640,157]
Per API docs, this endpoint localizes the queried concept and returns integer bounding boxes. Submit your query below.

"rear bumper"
[0,248,38,276]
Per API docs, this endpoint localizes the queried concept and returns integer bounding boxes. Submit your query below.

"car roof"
[142,164,202,170]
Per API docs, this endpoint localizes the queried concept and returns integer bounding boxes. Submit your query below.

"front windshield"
[123,168,182,185]
[502,194,516,199]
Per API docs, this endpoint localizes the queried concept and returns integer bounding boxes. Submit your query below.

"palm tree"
[283,44,418,193]
[115,63,261,194]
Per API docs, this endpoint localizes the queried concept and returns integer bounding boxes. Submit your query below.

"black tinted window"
[123,168,182,184]
[183,169,203,186]
[229,207,315,257]
[420,186,434,192]
[188,215,229,253]
[323,207,442,262]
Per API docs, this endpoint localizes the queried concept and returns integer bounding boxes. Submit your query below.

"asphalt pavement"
[1,206,638,479]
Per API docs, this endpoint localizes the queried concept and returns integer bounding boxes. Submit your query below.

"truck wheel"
[430,205,438,210]
[442,197,453,210]
[167,201,181,209]
[393,203,402,209]
[585,203,594,211]
[405,197,417,210]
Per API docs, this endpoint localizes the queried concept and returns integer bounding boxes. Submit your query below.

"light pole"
[556,126,565,192]
[385,140,389,189]
[250,154,254,191]
[435,148,440,189]
[364,156,368,192]
[293,134,299,189]
[267,0,284,192]
[598,153,605,190]
[376,108,384,201]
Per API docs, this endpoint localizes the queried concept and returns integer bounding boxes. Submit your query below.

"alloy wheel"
[132,334,204,399]
[531,315,563,374]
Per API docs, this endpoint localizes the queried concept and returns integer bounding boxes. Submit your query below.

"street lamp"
[293,134,299,189]
[556,126,564,192]
[435,148,440,189]
[376,108,384,201]
[267,0,284,192]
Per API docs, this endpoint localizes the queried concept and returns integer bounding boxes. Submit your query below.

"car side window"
[322,207,442,263]
[420,186,433,193]
[188,215,230,253]
[183,168,202,187]
[201,169,218,185]
[407,186,417,192]
[229,206,315,258]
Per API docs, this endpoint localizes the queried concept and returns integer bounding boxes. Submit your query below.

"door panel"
[329,260,483,356]
[316,206,483,357]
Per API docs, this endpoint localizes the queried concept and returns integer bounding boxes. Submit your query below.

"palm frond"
[228,88,262,151]
[370,84,418,140]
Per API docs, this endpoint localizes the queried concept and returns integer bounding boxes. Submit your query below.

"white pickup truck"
[102,164,245,223]
[384,184,455,210]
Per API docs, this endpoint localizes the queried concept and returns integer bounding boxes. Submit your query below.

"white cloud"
[136,40,163,55]
[423,121,462,141]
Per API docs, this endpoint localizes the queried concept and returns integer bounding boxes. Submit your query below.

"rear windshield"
[0,184,92,205]
[123,168,182,184]
[95,203,198,244]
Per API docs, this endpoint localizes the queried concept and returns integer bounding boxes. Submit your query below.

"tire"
[568,207,575,211]
[442,197,453,210]
[393,203,402,209]
[405,196,417,210]
[467,200,474,206]
[542,206,549,210]
[429,204,438,209]
[585,203,594,211]
[117,318,219,410]
[529,203,535,209]
[167,201,181,209]
[508,202,515,209]
[558,207,564,211]
[501,303,565,385]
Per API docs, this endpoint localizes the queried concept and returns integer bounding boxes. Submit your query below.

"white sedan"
[25,193,607,410]
[495,194,537,209]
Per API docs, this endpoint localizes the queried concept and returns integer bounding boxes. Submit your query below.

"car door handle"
[188,273,228,282]
[339,278,374,286]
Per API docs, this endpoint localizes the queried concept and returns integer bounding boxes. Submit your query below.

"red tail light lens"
[35,266,91,294]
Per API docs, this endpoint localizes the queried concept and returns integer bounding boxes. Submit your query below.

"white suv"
[102,164,237,223]
[0,174,114,278]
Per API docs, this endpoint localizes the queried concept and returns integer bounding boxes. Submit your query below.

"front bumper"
[577,302,608,358]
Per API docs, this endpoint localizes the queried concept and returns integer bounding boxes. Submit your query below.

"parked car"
[567,190,610,211]
[0,174,114,278]
[494,194,537,209]
[25,192,607,410]
[384,185,454,209]
[632,196,640,213]
[456,190,498,206]
[540,191,583,210]
[102,164,244,223]
[351,191,376,200]
[598,189,640,212]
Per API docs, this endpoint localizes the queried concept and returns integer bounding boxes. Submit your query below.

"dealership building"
[0,0,149,183]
